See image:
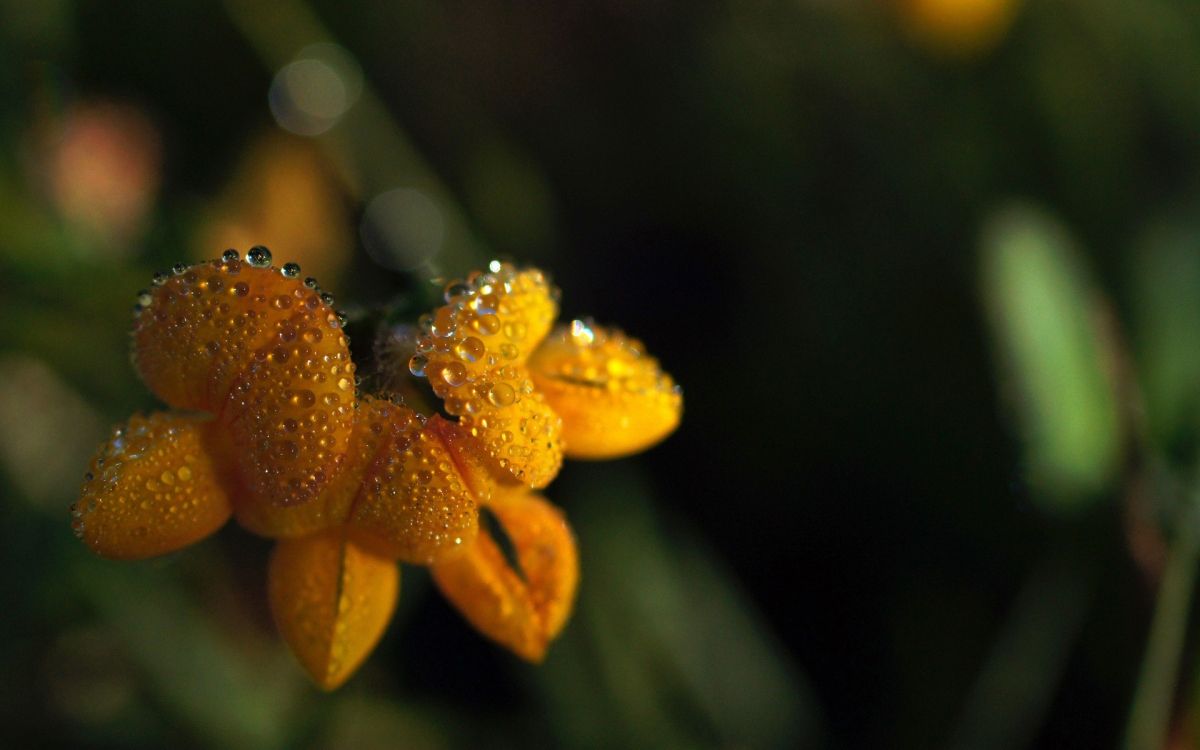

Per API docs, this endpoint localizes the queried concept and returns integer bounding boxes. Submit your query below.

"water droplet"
[503,321,527,341]
[476,314,501,336]
[443,279,470,302]
[474,294,500,315]
[152,271,169,286]
[290,390,316,408]
[246,245,273,268]
[409,354,428,377]
[439,362,467,387]
[177,466,193,482]
[487,382,516,407]
[488,259,502,273]
[136,289,153,307]
[221,248,240,263]
[431,307,456,338]
[233,282,250,297]
[281,262,301,278]
[455,337,485,362]
[172,262,188,275]
[570,319,595,345]
[304,276,320,289]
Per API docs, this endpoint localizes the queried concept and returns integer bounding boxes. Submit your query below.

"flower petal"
[268,527,399,690]
[349,411,482,564]
[528,322,682,459]
[134,256,357,508]
[414,264,564,487]
[431,490,578,662]
[230,396,408,538]
[72,412,233,560]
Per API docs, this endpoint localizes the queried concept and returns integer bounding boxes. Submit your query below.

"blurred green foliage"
[980,204,1120,507]
[7,0,1200,748]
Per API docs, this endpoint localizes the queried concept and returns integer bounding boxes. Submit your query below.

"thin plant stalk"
[1123,501,1200,750]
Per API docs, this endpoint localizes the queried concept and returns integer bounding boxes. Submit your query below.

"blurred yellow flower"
[72,250,682,688]
[896,0,1023,57]
[195,133,353,289]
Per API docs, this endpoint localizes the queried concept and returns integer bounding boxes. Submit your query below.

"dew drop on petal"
[246,245,273,268]
[408,354,428,377]
[454,337,485,363]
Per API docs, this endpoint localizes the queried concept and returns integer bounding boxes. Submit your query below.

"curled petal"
[349,411,482,564]
[414,264,564,487]
[459,389,562,489]
[72,412,232,560]
[230,397,412,538]
[268,527,399,690]
[528,322,682,459]
[133,256,327,411]
[431,490,578,662]
[423,263,559,365]
[134,256,356,507]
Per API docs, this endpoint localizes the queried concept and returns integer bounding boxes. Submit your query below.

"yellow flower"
[896,0,1023,58]
[409,262,681,658]
[72,250,681,688]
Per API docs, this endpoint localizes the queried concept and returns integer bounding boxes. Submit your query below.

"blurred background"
[6,0,1200,748]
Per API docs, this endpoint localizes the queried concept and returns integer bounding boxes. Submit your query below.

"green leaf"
[980,203,1122,508]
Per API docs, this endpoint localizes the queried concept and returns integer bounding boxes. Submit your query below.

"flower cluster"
[72,248,682,689]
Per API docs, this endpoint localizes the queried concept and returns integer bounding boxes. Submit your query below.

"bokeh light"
[269,43,363,136]
[360,187,445,272]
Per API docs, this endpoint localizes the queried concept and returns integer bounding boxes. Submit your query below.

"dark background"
[3,1,1200,748]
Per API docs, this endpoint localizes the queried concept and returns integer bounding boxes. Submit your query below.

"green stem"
[1123,504,1200,750]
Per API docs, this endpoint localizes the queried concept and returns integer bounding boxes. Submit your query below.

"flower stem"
[1123,502,1200,750]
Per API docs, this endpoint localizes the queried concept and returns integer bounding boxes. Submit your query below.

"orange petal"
[458,388,562,489]
[268,527,399,690]
[349,412,482,564]
[72,412,233,560]
[134,254,356,508]
[431,490,578,661]
[412,263,564,487]
[229,397,409,538]
[528,321,682,459]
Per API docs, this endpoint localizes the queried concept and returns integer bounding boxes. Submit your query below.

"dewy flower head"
[72,248,682,689]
